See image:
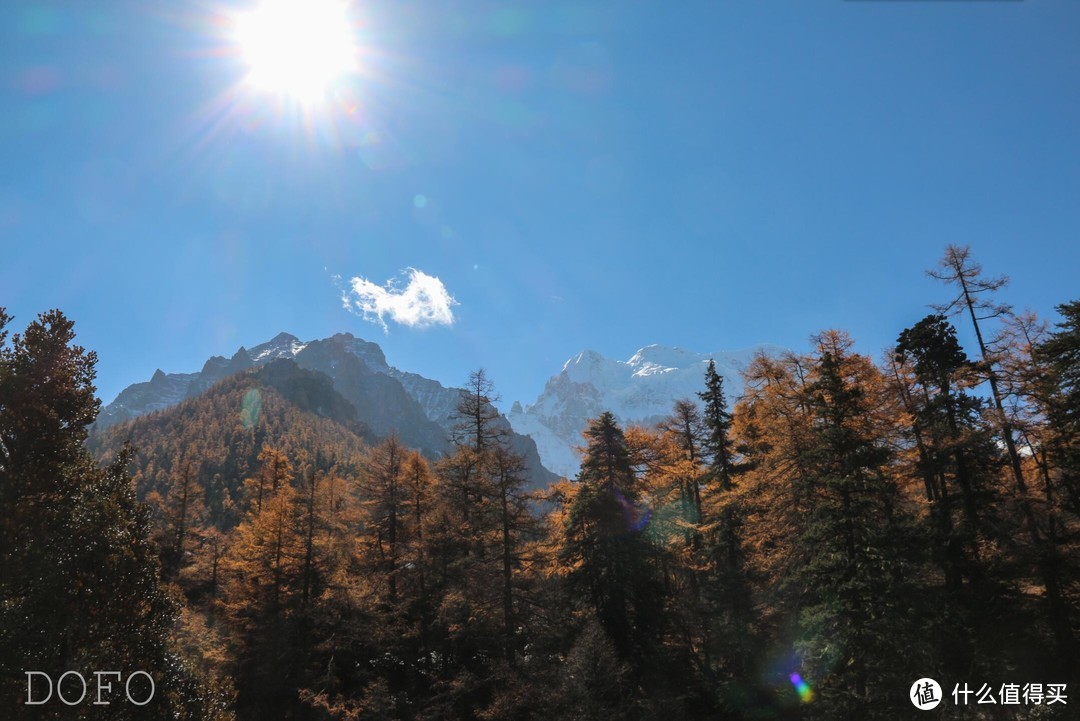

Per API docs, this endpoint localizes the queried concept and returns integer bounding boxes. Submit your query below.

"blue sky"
[3,0,1079,410]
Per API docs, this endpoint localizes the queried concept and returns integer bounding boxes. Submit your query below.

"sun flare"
[234,0,357,103]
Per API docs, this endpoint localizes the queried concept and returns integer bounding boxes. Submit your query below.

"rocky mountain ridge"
[507,343,787,477]
[99,332,556,486]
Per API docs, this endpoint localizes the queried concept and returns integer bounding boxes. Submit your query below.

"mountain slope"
[98,332,557,487]
[91,359,371,526]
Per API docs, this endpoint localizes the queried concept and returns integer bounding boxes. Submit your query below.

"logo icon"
[911,678,942,710]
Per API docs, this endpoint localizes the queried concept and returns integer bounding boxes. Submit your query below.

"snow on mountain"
[98,333,389,430]
[97,332,558,487]
[97,334,784,485]
[508,343,787,478]
[249,332,309,363]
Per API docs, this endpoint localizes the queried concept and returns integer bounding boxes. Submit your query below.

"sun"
[234,0,357,103]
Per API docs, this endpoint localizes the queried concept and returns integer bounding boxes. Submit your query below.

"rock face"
[98,332,557,487]
[507,343,787,478]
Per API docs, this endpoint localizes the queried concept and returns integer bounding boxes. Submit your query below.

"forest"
[1,245,1078,720]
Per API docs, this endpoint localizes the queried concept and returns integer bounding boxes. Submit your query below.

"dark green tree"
[1028,301,1080,664]
[789,333,926,720]
[696,361,755,686]
[1035,300,1080,514]
[0,309,231,719]
[895,314,1015,682]
[561,412,664,670]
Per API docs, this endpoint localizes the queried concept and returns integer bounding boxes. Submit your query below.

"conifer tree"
[1035,300,1080,514]
[930,246,1030,502]
[490,442,533,661]
[452,368,508,462]
[696,361,755,683]
[405,370,539,717]
[243,445,292,514]
[894,314,1012,680]
[699,361,735,492]
[658,398,706,534]
[787,332,926,719]
[697,364,743,575]
[561,411,664,668]
[358,434,410,604]
[161,460,208,581]
[223,447,306,718]
[734,351,818,600]
[0,309,231,719]
[1026,301,1080,662]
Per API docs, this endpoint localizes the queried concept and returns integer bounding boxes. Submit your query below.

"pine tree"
[930,246,1032,504]
[161,460,208,581]
[561,411,664,669]
[358,434,410,604]
[0,309,232,720]
[223,447,305,718]
[243,445,293,514]
[657,398,706,536]
[699,361,735,492]
[696,361,754,684]
[894,314,1014,681]
[930,248,1080,664]
[788,332,926,719]
[1027,301,1080,663]
[1035,300,1080,514]
[453,368,507,458]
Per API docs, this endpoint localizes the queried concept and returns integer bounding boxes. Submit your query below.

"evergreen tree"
[788,332,926,719]
[696,362,755,687]
[0,309,231,720]
[895,315,1015,681]
[1035,300,1080,514]
[931,248,1078,662]
[699,361,735,493]
[1027,301,1080,663]
[561,412,664,670]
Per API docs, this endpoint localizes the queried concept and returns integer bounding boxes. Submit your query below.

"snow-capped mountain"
[507,343,787,478]
[98,332,557,486]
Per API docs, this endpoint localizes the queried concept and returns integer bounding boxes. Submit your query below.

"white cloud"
[341,268,457,332]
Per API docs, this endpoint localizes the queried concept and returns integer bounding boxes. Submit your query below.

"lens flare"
[613,487,652,532]
[241,388,263,429]
[789,673,813,703]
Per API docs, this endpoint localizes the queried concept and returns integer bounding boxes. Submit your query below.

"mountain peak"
[329,333,389,372]
[201,355,227,374]
[627,344,701,370]
[249,333,308,363]
[97,329,557,487]
[562,349,611,373]
[510,341,787,478]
